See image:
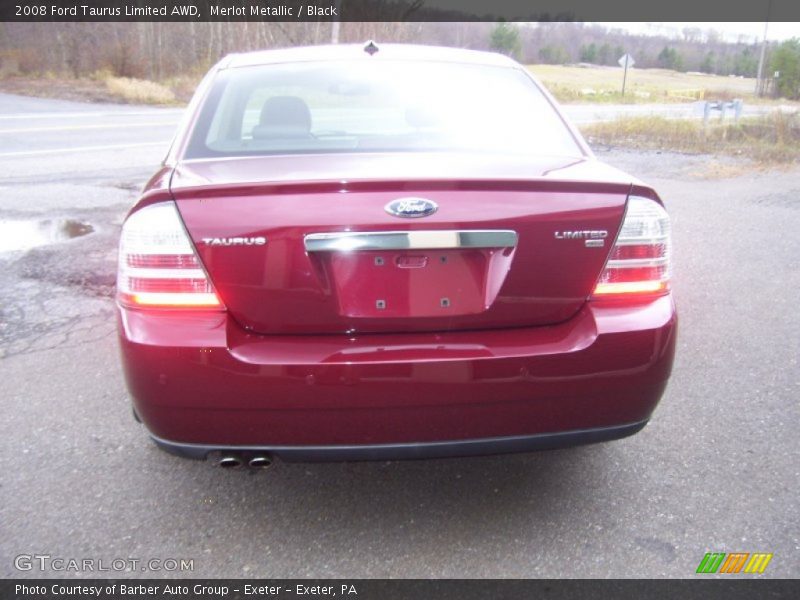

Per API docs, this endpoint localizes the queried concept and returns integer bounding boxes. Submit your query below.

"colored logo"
[696,552,773,574]
[385,198,438,219]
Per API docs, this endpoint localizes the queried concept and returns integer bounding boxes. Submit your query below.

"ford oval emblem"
[385,197,438,218]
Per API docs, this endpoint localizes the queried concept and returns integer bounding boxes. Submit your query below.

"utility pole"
[330,0,341,44]
[755,0,772,96]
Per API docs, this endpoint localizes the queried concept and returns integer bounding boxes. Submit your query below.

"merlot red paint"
[117,45,676,462]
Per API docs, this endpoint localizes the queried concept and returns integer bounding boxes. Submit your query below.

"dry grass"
[0,75,117,103]
[0,73,183,105]
[103,76,177,105]
[581,112,800,165]
[160,74,203,103]
[528,64,770,105]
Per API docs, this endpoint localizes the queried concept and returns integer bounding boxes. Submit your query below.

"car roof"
[222,43,520,70]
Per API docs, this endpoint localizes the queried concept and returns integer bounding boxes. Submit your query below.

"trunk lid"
[172,152,632,335]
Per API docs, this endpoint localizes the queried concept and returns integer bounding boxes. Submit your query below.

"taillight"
[592,195,671,298]
[117,201,223,309]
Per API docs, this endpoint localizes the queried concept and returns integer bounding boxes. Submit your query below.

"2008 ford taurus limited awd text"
[117,43,677,468]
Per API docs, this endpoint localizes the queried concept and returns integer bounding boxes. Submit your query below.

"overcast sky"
[598,22,799,43]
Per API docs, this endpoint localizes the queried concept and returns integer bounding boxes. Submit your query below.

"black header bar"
[3,0,800,22]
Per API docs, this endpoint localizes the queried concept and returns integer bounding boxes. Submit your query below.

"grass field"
[0,63,791,108]
[528,64,762,104]
[580,112,800,165]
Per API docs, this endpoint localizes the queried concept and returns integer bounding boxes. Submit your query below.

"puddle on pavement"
[0,218,94,253]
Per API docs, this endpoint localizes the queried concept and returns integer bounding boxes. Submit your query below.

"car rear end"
[117,45,676,464]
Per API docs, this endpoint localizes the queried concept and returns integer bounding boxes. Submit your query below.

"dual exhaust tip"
[217,453,273,470]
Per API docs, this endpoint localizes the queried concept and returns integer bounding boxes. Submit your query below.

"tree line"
[1,21,798,97]
[489,22,766,77]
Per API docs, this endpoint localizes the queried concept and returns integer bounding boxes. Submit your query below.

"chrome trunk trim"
[304,230,518,252]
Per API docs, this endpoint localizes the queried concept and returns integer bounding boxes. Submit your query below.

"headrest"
[252,96,312,139]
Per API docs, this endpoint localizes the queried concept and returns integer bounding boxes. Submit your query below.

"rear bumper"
[152,420,648,462]
[118,295,676,459]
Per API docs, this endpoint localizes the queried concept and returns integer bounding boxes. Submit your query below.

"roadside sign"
[618,53,635,96]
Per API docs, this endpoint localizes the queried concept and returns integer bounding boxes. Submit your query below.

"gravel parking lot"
[0,94,798,578]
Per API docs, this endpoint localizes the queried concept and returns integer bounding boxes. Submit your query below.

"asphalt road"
[0,93,798,579]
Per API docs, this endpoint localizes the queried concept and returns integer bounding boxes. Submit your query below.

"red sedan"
[117,43,676,468]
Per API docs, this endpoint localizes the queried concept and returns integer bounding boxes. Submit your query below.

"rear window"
[184,60,582,159]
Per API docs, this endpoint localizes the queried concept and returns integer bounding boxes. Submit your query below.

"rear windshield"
[184,60,582,159]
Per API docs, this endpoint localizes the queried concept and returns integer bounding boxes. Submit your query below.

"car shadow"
[138,439,624,575]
